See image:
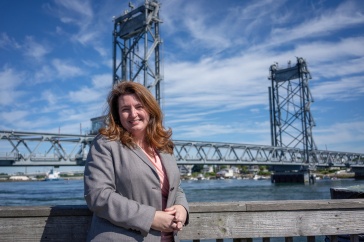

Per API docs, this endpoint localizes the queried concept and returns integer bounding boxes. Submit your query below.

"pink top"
[141,148,172,242]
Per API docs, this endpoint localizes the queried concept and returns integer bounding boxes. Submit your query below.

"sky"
[1,0,364,173]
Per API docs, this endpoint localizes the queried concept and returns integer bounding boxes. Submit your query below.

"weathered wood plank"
[0,216,91,241]
[245,199,364,212]
[0,200,363,242]
[179,210,364,239]
[188,199,364,213]
[0,205,91,217]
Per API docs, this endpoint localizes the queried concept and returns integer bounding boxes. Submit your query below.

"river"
[1,177,364,206]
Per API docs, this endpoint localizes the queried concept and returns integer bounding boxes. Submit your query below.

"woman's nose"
[130,107,138,117]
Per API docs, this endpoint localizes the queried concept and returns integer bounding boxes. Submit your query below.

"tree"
[192,165,204,173]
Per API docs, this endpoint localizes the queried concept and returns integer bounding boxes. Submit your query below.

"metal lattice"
[1,130,363,168]
[112,0,163,105]
[268,57,317,168]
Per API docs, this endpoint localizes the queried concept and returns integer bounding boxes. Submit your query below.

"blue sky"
[1,0,364,160]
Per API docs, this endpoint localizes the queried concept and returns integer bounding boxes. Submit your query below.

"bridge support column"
[271,172,310,184]
[351,167,364,180]
[354,172,364,180]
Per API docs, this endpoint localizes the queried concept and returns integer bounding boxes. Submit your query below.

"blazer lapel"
[159,153,176,204]
[130,147,158,175]
[159,153,172,180]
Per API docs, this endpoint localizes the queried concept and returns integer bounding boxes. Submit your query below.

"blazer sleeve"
[175,182,190,226]
[84,136,156,236]
[163,152,189,226]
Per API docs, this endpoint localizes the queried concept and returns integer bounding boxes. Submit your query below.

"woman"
[84,81,189,242]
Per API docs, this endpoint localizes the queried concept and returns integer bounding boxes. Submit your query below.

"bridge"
[1,130,363,171]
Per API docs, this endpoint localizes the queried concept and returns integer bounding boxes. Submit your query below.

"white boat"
[253,174,269,180]
[253,174,261,180]
[44,168,62,181]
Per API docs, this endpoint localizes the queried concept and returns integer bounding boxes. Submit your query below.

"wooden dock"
[0,199,363,241]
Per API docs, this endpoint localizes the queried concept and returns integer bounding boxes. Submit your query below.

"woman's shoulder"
[92,134,120,147]
[158,150,176,160]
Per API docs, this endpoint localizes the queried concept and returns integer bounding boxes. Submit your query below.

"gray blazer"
[84,134,189,242]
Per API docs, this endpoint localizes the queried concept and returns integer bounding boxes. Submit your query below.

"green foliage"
[259,166,267,171]
[192,165,204,173]
[206,172,216,177]
[60,173,83,178]
[239,166,248,174]
[257,170,271,176]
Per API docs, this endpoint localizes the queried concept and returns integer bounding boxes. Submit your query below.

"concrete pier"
[351,167,364,180]
[271,171,315,184]
[355,172,364,180]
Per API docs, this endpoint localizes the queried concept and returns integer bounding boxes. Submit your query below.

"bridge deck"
[1,130,364,168]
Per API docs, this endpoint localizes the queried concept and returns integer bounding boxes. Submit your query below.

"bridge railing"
[0,199,363,241]
[1,130,364,167]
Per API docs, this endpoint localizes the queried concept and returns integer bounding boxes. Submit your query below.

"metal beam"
[1,130,363,168]
[112,0,163,105]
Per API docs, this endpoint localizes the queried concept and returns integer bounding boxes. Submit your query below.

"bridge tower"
[268,57,317,169]
[112,0,163,105]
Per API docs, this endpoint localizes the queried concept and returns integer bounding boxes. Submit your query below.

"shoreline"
[1,173,356,182]
[0,176,84,182]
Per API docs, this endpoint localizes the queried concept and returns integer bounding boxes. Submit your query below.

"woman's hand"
[165,205,187,231]
[151,205,187,232]
[151,209,176,232]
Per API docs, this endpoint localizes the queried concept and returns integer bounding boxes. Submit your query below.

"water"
[1,178,364,206]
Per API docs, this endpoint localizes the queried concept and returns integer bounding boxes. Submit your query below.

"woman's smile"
[118,94,150,139]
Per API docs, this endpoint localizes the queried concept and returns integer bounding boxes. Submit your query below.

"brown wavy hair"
[99,81,174,154]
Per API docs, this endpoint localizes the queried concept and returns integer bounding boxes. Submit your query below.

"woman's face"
[118,94,150,140]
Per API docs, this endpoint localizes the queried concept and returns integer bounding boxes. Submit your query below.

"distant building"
[90,116,106,135]
[230,166,240,174]
[9,176,29,181]
[248,165,260,173]
[179,165,192,176]
[216,169,234,178]
[202,165,214,173]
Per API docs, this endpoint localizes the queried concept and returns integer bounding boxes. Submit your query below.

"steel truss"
[113,0,163,105]
[0,130,94,166]
[269,57,317,168]
[1,130,363,168]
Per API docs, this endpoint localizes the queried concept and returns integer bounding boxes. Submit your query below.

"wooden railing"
[0,199,363,242]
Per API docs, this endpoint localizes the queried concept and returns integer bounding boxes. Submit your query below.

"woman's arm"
[84,136,155,236]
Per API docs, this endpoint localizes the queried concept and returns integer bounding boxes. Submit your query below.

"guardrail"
[0,199,363,241]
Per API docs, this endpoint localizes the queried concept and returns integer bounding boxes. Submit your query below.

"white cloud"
[312,75,364,101]
[314,121,364,153]
[68,87,103,103]
[41,90,57,105]
[268,1,364,47]
[92,73,112,89]
[0,32,21,50]
[51,59,84,78]
[23,36,51,60]
[0,110,28,124]
[0,66,25,106]
[68,73,111,103]
[53,0,93,25]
